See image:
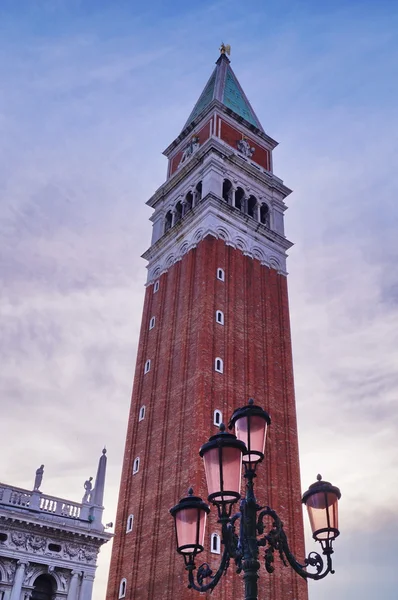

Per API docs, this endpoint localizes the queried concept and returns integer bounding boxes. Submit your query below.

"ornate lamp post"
[170,399,341,600]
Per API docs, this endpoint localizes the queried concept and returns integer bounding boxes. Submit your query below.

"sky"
[0,1,397,598]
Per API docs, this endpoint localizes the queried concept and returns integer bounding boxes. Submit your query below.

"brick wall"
[106,236,307,600]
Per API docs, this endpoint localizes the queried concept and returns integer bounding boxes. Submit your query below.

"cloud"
[0,2,397,599]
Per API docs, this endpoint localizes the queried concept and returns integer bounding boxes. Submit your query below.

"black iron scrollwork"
[196,563,213,586]
[184,491,335,594]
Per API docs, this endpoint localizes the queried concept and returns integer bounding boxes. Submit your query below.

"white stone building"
[0,450,111,600]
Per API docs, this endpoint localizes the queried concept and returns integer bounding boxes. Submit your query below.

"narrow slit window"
[211,533,221,554]
[213,409,222,427]
[217,268,225,281]
[139,406,145,422]
[144,359,151,374]
[133,457,140,475]
[119,578,127,599]
[215,358,223,373]
[126,514,134,533]
[216,310,224,325]
[149,316,155,330]
[154,280,159,293]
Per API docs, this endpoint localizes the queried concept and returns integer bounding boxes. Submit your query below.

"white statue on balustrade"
[82,477,93,504]
[33,465,44,491]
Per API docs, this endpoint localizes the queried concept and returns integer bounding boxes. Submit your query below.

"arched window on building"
[235,187,245,212]
[216,310,224,325]
[247,195,257,219]
[195,181,202,203]
[31,574,56,600]
[217,268,225,281]
[164,210,173,233]
[222,179,233,204]
[126,514,134,533]
[213,409,222,427]
[154,280,159,293]
[133,457,140,475]
[119,578,127,599]
[260,203,270,227]
[175,201,183,224]
[139,405,145,422]
[144,359,151,374]
[149,316,155,330]
[185,191,193,212]
[211,533,221,554]
[215,358,223,373]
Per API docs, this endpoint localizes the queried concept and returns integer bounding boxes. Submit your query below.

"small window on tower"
[144,359,151,374]
[215,358,223,373]
[154,280,160,293]
[217,268,225,281]
[139,405,146,422]
[119,578,127,599]
[216,310,224,325]
[149,316,155,330]
[213,409,222,427]
[211,533,221,554]
[133,457,140,474]
[126,514,134,533]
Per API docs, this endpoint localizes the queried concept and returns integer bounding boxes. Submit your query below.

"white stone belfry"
[0,450,112,600]
[143,52,292,285]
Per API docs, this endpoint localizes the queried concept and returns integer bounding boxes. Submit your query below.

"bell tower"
[106,49,308,600]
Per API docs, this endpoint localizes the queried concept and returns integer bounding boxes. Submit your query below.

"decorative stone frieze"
[143,193,292,284]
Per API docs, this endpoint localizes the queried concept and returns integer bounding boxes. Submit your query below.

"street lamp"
[170,399,341,600]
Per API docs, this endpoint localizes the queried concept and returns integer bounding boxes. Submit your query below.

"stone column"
[78,573,95,600]
[256,203,261,222]
[232,187,236,208]
[67,571,81,600]
[10,561,28,600]
[171,210,176,227]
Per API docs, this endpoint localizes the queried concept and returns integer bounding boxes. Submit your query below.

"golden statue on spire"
[220,42,231,56]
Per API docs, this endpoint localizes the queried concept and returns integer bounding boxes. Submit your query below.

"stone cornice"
[0,514,111,544]
[163,100,278,157]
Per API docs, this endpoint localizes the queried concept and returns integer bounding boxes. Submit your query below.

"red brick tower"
[106,50,308,600]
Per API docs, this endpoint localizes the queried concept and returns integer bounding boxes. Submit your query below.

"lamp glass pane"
[203,446,242,501]
[176,507,207,553]
[306,492,339,540]
[235,415,267,462]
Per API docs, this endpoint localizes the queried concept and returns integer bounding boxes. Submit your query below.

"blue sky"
[1,1,398,599]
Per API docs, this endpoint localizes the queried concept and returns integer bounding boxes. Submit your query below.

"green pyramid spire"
[182,52,264,132]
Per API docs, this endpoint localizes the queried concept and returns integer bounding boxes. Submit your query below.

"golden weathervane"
[220,42,231,56]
